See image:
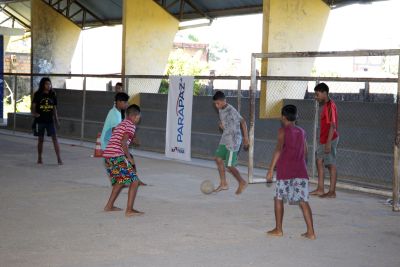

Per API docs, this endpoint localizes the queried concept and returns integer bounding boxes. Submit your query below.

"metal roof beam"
[177,4,262,20]
[41,0,107,29]
[1,5,30,28]
[185,0,212,20]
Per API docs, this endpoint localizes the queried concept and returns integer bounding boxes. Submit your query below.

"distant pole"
[0,35,3,121]
[312,80,319,181]
[393,55,400,212]
[80,77,87,144]
[248,55,256,183]
[237,78,241,113]
[13,75,17,133]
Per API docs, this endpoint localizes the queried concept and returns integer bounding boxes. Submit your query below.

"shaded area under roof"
[0,0,390,29]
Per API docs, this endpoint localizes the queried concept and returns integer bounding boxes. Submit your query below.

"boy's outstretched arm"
[266,128,285,182]
[240,118,249,149]
[121,133,134,164]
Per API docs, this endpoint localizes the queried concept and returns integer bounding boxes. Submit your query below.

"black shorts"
[34,122,56,137]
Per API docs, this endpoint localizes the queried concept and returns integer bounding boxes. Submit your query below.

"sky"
[69,0,400,77]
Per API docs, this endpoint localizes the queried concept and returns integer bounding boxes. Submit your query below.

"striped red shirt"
[102,119,136,158]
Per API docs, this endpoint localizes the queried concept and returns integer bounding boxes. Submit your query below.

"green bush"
[158,49,209,96]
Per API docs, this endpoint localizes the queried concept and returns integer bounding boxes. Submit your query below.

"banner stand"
[165,76,194,161]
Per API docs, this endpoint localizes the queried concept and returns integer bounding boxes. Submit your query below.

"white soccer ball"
[200,180,215,195]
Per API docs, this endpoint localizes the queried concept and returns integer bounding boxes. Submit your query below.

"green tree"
[188,34,199,42]
[159,49,209,95]
[209,42,228,62]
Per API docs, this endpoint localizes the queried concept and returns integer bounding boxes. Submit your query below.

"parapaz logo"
[176,77,185,143]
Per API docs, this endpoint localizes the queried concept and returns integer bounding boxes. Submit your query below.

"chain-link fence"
[3,55,400,211]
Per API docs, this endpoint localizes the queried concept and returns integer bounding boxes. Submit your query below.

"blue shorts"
[34,122,56,137]
[316,137,339,167]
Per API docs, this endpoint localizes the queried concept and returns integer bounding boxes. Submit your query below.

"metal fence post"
[12,75,18,133]
[312,80,319,182]
[237,78,241,113]
[80,77,87,144]
[248,55,257,183]
[393,55,400,212]
[124,76,129,94]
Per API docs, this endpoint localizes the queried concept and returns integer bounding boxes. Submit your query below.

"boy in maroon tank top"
[266,105,316,240]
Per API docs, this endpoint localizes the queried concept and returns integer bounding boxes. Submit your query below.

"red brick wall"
[4,52,31,73]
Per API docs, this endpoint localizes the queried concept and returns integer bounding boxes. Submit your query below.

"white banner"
[165,76,194,161]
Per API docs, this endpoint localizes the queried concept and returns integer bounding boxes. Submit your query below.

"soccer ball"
[200,180,214,195]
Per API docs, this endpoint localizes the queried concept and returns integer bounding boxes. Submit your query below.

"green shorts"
[316,137,339,167]
[215,144,238,167]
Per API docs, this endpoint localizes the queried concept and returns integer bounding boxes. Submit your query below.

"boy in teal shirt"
[100,92,129,150]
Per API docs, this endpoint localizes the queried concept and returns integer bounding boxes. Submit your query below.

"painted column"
[31,0,81,88]
[122,0,179,104]
[260,0,330,118]
[0,35,3,119]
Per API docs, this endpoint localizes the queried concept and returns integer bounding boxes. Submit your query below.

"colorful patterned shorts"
[275,178,309,204]
[105,156,138,186]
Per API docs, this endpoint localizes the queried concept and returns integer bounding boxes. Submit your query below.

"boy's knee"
[129,180,139,189]
[226,166,236,172]
[215,157,223,164]
[299,200,307,207]
[327,164,337,171]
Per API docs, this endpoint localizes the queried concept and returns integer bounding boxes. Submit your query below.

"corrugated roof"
[0,0,389,29]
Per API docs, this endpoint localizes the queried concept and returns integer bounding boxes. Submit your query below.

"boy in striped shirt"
[103,104,143,217]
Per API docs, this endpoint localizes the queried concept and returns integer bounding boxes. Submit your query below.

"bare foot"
[214,184,229,192]
[37,159,43,164]
[267,228,283,237]
[310,189,325,196]
[104,206,123,212]
[301,232,316,240]
[320,191,336,198]
[125,209,144,217]
[235,181,248,195]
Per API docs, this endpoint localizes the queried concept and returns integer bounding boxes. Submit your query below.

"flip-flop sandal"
[214,186,229,192]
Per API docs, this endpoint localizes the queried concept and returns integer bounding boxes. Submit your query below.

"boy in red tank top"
[310,83,339,198]
[266,105,316,240]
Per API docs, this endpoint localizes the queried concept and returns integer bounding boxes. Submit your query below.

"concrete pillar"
[122,0,179,104]
[260,0,330,118]
[31,0,81,88]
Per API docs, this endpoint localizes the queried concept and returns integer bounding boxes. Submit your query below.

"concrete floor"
[0,133,399,267]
